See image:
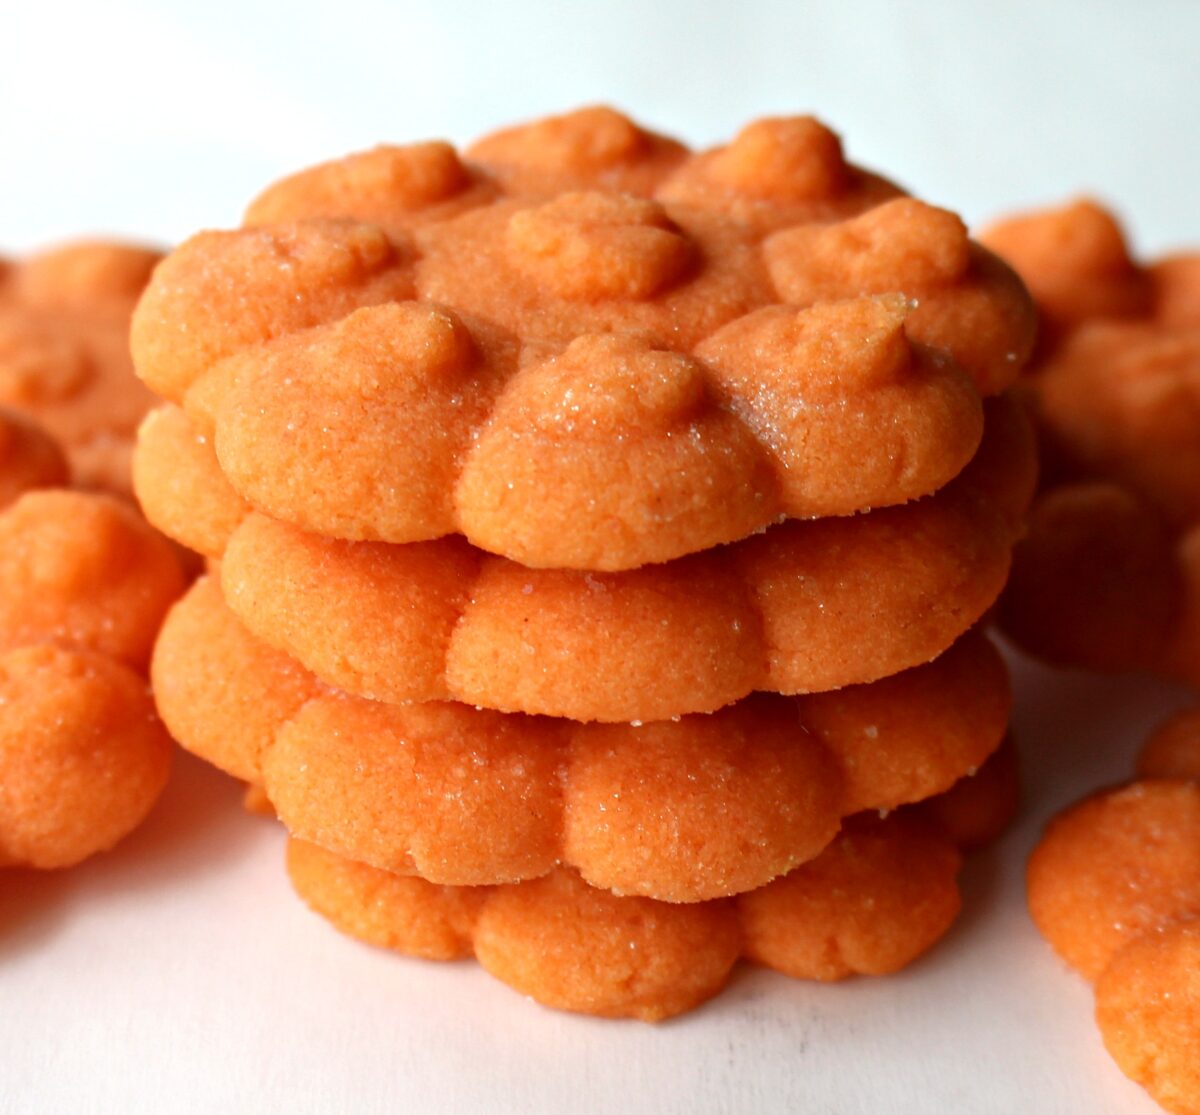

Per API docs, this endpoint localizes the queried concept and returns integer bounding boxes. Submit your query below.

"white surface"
[1,652,1193,1115]
[2,5,1198,1112]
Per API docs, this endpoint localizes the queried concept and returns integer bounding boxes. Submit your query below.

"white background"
[2,2,1198,1112]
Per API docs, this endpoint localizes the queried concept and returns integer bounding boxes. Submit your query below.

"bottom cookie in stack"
[287,811,967,1022]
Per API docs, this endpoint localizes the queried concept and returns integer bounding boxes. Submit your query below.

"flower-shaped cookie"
[288,811,963,1021]
[0,240,163,494]
[0,487,184,868]
[131,109,1035,571]
[987,202,1200,682]
[152,576,1009,903]
[137,394,1033,722]
[1027,711,1200,1115]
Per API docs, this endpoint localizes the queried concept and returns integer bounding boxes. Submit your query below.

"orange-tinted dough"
[1138,707,1200,782]
[0,645,170,868]
[130,221,416,404]
[1035,321,1200,529]
[0,489,185,670]
[131,109,1036,571]
[764,199,1035,395]
[1026,781,1200,981]
[655,116,902,232]
[0,240,162,494]
[737,814,962,980]
[986,198,1200,526]
[151,576,319,785]
[907,734,1021,850]
[132,406,248,559]
[144,396,1030,721]
[287,810,963,1021]
[981,199,1153,343]
[998,483,1180,672]
[1095,920,1200,1115]
[188,295,983,570]
[802,634,1010,815]
[153,576,1007,902]
[468,106,689,199]
[0,407,69,508]
[245,142,498,233]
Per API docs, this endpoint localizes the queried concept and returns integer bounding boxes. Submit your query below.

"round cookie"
[998,483,1180,673]
[132,109,1037,571]
[0,407,69,508]
[141,395,1030,721]
[0,645,171,869]
[1026,781,1200,981]
[191,294,984,569]
[1095,920,1200,1115]
[0,240,163,494]
[0,489,185,670]
[1035,320,1200,529]
[1139,707,1200,782]
[980,198,1153,344]
[907,734,1021,850]
[151,576,320,785]
[286,810,964,1021]
[737,814,962,980]
[133,406,248,560]
[154,577,1009,902]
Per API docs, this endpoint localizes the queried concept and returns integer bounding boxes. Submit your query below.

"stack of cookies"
[134,108,1037,1019]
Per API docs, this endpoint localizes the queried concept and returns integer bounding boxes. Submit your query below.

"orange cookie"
[1139,707,1200,782]
[1165,526,1200,688]
[141,395,1029,721]
[736,814,962,981]
[1026,781,1200,981]
[0,240,162,494]
[1095,920,1200,1115]
[980,199,1154,344]
[287,811,962,1021]
[906,734,1021,850]
[0,407,69,509]
[0,644,171,869]
[1035,321,1200,529]
[998,483,1180,673]
[151,576,320,786]
[153,576,1007,902]
[133,406,248,560]
[132,110,1036,571]
[985,200,1200,522]
[0,489,185,671]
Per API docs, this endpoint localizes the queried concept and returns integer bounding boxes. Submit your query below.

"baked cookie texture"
[131,107,1034,572]
[137,393,1033,721]
[0,468,184,868]
[0,240,162,495]
[134,108,1034,1014]
[153,575,1009,902]
[1027,708,1200,1113]
[984,200,1200,683]
[287,810,964,1022]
